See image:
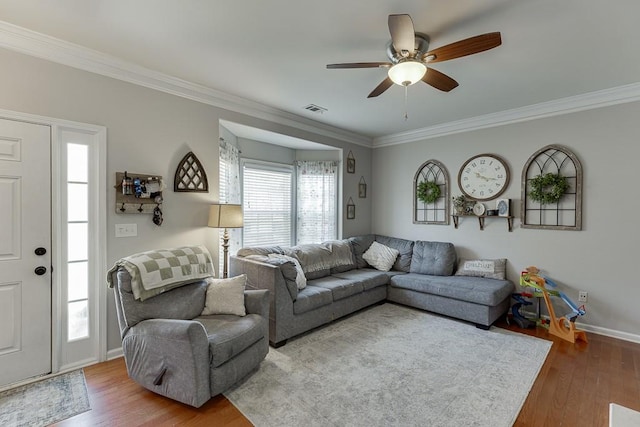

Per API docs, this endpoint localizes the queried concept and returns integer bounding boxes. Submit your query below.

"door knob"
[35,247,47,256]
[34,266,47,276]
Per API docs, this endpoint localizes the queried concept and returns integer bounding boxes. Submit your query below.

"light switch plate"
[115,223,137,237]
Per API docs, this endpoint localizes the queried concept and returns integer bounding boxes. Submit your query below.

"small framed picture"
[346,151,355,174]
[347,203,355,219]
[358,177,367,198]
[497,198,510,217]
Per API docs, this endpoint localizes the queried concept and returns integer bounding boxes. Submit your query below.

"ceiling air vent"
[303,104,328,114]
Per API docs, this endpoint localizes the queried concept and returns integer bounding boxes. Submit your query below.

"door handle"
[35,247,47,256]
[34,266,47,276]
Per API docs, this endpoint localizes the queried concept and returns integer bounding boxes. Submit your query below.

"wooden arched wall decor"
[174,151,209,192]
[521,144,582,230]
[414,159,450,225]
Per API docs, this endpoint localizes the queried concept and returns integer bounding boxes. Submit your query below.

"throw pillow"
[362,241,399,272]
[455,259,507,280]
[201,274,246,316]
[269,253,307,290]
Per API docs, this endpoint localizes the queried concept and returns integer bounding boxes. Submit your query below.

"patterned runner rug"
[0,370,90,426]
[225,303,551,427]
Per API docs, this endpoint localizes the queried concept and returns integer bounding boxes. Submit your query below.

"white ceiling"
[1,1,639,141]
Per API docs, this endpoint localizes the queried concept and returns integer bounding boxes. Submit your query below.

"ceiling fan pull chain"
[404,84,409,121]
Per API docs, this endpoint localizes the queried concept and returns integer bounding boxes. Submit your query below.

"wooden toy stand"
[521,273,588,344]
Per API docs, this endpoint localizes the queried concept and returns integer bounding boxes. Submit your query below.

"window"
[242,162,293,247]
[296,161,337,244]
[66,143,89,341]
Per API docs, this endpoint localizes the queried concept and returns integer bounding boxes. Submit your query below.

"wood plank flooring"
[54,322,640,427]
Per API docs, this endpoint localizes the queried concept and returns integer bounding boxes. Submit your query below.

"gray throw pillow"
[375,235,414,272]
[348,234,376,268]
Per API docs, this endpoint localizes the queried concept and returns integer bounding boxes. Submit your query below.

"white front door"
[0,118,51,387]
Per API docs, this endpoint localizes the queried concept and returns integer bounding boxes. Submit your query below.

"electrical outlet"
[578,291,588,303]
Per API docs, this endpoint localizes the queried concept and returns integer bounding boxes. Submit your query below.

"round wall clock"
[458,154,510,201]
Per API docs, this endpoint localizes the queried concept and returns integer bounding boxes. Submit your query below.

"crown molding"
[373,82,640,147]
[0,21,372,148]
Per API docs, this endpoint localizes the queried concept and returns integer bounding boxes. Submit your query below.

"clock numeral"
[471,162,477,168]
[463,177,468,181]
[479,159,486,165]
[465,168,470,174]
[495,182,501,187]
[480,191,485,196]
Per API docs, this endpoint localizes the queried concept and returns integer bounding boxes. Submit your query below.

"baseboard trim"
[107,347,124,360]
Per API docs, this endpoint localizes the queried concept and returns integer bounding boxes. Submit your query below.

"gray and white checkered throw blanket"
[107,245,214,301]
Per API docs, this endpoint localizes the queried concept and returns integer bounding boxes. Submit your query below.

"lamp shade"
[208,204,243,228]
[388,61,427,86]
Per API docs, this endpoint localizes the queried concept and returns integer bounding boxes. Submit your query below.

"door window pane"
[67,183,88,222]
[67,261,88,301]
[68,300,89,340]
[67,222,88,261]
[67,144,88,182]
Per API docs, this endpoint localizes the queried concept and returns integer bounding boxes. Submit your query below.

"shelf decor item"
[496,198,511,217]
[346,151,356,174]
[174,151,209,192]
[416,181,440,204]
[359,176,367,198]
[528,173,569,205]
[452,195,466,215]
[458,154,510,201]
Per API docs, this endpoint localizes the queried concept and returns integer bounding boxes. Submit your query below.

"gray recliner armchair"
[111,268,270,407]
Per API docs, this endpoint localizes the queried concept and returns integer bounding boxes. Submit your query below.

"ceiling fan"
[327,14,502,98]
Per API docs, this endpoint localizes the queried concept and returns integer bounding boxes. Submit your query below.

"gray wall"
[0,47,372,352]
[372,101,639,337]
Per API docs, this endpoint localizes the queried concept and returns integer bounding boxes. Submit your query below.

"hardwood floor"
[54,323,640,427]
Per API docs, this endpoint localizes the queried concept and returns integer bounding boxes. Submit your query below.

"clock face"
[458,154,510,201]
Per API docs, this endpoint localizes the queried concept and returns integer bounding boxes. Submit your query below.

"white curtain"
[219,139,241,271]
[296,160,338,244]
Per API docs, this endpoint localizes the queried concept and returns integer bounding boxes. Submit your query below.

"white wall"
[372,101,639,338]
[0,47,372,352]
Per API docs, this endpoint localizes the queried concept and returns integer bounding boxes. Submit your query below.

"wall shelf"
[452,214,514,232]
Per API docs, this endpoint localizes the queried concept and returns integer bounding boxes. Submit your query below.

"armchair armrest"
[122,319,210,407]
[244,289,270,318]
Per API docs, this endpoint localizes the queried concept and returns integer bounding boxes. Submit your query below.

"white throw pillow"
[362,241,399,272]
[268,253,307,290]
[201,274,246,316]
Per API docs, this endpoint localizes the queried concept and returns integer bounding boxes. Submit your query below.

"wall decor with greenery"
[413,159,449,225]
[521,144,582,230]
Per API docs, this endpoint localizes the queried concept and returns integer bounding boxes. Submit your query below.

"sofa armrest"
[123,319,210,407]
[244,289,270,318]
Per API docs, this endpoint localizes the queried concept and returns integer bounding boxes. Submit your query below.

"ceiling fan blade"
[422,68,459,92]
[368,77,394,98]
[327,62,391,69]
[388,14,415,55]
[425,32,502,63]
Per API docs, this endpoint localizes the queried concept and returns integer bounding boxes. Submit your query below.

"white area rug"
[225,303,551,427]
[0,370,90,427]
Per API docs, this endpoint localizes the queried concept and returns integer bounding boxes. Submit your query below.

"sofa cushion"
[363,241,399,272]
[286,243,333,280]
[410,241,457,276]
[455,258,507,280]
[390,273,514,306]
[348,234,375,268]
[310,276,364,301]
[201,275,246,316]
[331,268,390,291]
[326,240,357,273]
[375,235,414,272]
[293,285,333,315]
[197,314,265,368]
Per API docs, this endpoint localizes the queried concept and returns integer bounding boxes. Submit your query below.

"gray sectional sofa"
[229,234,514,347]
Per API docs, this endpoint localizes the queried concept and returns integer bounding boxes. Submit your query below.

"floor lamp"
[208,204,243,278]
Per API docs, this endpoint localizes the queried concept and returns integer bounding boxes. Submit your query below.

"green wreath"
[417,181,441,204]
[529,173,569,204]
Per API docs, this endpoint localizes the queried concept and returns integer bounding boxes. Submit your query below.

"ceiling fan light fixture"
[388,61,426,86]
